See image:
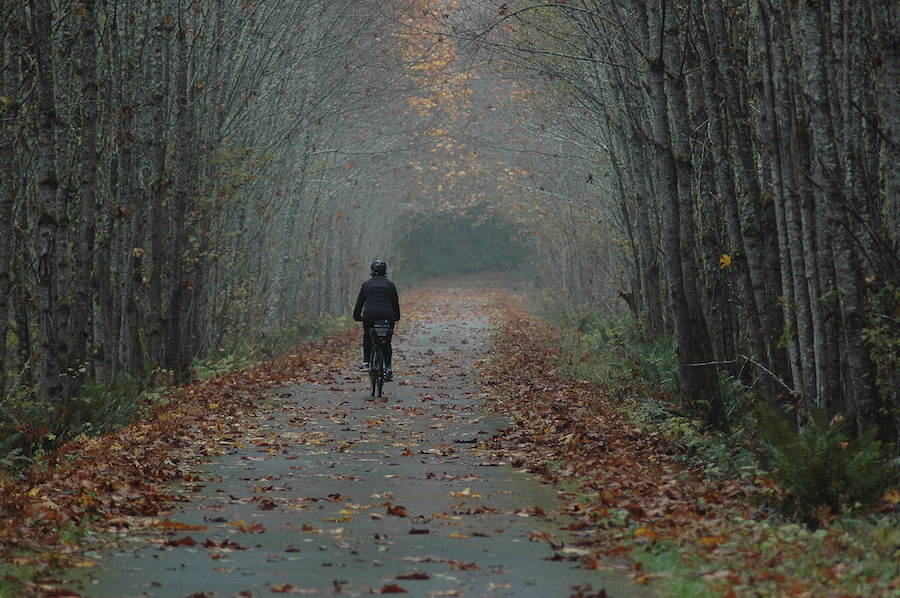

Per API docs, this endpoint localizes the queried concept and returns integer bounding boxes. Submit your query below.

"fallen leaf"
[387,504,408,517]
[154,519,207,531]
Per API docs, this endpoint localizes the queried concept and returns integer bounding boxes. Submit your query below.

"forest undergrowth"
[0,316,350,475]
[480,293,899,598]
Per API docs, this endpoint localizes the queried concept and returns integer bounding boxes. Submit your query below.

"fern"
[758,405,898,515]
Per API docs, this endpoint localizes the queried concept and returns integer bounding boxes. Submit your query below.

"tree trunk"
[755,0,801,394]
[706,0,784,380]
[147,5,172,369]
[72,0,99,378]
[0,10,20,397]
[166,21,197,381]
[30,0,76,405]
[757,0,818,408]
[798,1,875,425]
[695,9,770,382]
[645,0,726,429]
[879,4,900,260]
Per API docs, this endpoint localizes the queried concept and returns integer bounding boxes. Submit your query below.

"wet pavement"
[81,288,654,598]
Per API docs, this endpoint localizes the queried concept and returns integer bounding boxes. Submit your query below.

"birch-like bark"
[765,0,823,409]
[610,60,664,335]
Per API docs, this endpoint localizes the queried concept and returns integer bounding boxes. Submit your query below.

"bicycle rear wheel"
[372,345,384,397]
[370,346,382,397]
[369,349,377,397]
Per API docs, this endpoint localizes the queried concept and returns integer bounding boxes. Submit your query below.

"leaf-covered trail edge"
[479,295,899,598]
[1,284,896,597]
[0,322,361,590]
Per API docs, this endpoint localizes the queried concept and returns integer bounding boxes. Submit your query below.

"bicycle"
[368,320,393,397]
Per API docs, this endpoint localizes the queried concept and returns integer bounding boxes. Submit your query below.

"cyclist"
[353,260,400,380]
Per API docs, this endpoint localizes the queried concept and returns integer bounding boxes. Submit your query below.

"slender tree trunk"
[166,21,196,381]
[30,0,76,404]
[72,0,99,378]
[765,1,824,410]
[626,120,664,336]
[14,267,33,385]
[147,6,172,368]
[706,0,784,379]
[645,0,726,429]
[756,0,802,394]
[266,141,314,331]
[879,4,900,259]
[798,1,875,425]
[0,165,12,399]
[0,13,20,397]
[691,1,768,380]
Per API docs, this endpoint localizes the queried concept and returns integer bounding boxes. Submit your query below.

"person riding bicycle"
[353,260,400,380]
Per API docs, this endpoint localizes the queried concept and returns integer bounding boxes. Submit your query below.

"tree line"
[440,0,898,437]
[0,0,436,438]
[2,0,896,447]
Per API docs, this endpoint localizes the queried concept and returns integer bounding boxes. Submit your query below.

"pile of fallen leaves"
[0,326,357,577]
[480,298,899,597]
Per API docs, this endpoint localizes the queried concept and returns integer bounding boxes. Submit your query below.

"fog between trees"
[0,1,897,442]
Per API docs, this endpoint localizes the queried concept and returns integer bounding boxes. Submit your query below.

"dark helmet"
[370,260,387,275]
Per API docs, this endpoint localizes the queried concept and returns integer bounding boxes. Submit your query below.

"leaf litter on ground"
[478,294,899,598]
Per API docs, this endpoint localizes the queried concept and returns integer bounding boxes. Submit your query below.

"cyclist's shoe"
[359,362,370,371]
[385,368,394,381]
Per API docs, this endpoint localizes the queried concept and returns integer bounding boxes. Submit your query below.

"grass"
[0,562,39,598]
[632,544,716,598]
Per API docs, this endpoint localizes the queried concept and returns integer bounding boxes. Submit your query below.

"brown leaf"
[154,519,207,531]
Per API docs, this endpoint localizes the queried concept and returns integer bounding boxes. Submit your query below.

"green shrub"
[65,374,147,436]
[193,352,255,380]
[758,405,899,516]
[561,312,678,392]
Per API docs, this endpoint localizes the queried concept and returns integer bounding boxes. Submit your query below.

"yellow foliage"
[719,254,733,269]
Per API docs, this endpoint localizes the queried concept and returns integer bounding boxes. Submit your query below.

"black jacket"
[353,275,400,322]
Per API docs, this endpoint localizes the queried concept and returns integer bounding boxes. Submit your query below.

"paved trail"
[82,286,652,598]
